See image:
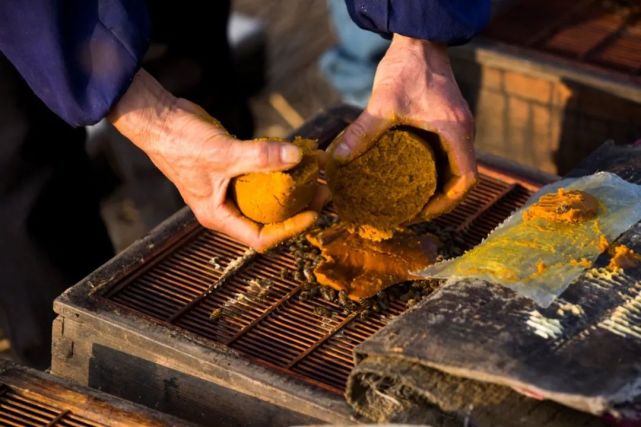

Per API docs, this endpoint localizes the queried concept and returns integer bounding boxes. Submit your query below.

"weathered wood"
[351,142,641,423]
[450,26,641,177]
[0,360,193,426]
[451,39,641,105]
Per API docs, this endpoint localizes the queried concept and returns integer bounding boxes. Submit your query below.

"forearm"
[387,34,452,76]
[107,69,178,153]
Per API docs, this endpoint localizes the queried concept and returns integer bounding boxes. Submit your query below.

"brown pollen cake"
[327,128,438,241]
[232,137,320,224]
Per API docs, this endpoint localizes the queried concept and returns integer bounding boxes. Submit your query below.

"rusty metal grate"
[103,170,539,395]
[0,383,103,427]
[485,0,641,76]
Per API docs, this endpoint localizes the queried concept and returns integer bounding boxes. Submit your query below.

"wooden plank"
[0,361,193,426]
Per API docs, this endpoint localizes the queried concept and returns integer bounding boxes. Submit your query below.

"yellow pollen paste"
[608,245,641,271]
[523,188,599,223]
[232,137,320,224]
[419,172,641,307]
[307,223,440,300]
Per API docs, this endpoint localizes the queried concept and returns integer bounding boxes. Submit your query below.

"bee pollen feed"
[327,128,438,241]
[232,137,319,224]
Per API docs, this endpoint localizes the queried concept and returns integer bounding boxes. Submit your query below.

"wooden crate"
[451,0,641,175]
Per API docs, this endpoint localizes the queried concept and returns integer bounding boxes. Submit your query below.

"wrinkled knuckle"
[193,213,209,229]
[453,105,473,125]
[200,217,216,231]
[253,142,273,168]
[346,121,369,146]
[450,107,475,143]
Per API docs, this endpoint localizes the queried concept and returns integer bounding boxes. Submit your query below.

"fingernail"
[334,143,350,159]
[281,145,301,163]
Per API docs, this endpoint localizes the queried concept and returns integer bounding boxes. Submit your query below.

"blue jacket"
[346,0,491,45]
[0,0,489,127]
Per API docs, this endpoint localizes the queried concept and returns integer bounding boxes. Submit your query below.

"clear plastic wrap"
[417,172,641,307]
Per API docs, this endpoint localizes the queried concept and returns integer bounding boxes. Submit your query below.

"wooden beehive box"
[51,106,605,426]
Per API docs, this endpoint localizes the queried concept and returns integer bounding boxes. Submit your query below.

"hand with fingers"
[331,34,478,221]
[109,70,328,252]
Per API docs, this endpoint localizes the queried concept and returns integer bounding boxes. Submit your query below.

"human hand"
[109,70,327,251]
[330,34,477,221]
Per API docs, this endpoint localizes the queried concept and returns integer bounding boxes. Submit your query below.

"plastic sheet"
[417,172,641,307]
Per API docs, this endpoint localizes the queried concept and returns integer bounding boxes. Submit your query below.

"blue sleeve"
[344,0,491,45]
[0,0,150,127]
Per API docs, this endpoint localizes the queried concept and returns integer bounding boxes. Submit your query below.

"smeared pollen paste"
[417,172,641,307]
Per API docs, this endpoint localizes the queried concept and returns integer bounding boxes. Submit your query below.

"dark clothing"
[0,0,150,127]
[0,1,489,128]
[344,0,492,45]
[0,1,249,367]
[145,2,253,137]
[0,54,114,367]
